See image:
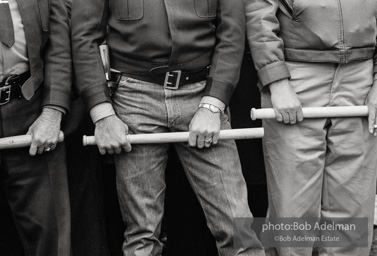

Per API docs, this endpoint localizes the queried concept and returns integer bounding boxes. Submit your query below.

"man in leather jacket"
[71,0,264,255]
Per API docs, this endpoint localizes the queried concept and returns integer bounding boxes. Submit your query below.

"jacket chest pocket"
[194,0,217,18]
[111,0,143,21]
[37,0,50,31]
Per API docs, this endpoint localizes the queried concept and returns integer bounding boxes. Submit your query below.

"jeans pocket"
[194,0,217,18]
[111,0,143,21]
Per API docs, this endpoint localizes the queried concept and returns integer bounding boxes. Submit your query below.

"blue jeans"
[112,76,264,256]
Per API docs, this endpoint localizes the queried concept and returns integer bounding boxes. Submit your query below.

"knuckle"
[195,129,205,135]
[33,136,42,144]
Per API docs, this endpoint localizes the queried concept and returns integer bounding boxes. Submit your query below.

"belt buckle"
[164,70,181,90]
[0,82,11,105]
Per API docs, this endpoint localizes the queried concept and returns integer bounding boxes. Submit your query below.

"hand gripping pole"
[83,128,264,146]
[250,106,369,120]
[0,131,64,150]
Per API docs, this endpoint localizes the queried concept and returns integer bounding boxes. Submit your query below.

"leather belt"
[0,71,30,105]
[112,68,209,90]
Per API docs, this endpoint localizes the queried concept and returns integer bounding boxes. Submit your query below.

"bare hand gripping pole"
[250,106,369,120]
[0,131,65,150]
[82,128,264,146]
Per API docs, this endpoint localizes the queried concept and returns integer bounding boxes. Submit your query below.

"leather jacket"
[72,0,245,108]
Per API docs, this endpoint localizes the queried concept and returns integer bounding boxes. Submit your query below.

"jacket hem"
[284,48,375,64]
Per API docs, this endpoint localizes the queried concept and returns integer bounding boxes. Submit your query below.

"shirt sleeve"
[90,102,116,123]
[44,105,67,115]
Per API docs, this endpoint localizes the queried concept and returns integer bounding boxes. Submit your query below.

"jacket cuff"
[42,86,71,112]
[257,61,291,90]
[202,78,235,106]
[81,82,112,110]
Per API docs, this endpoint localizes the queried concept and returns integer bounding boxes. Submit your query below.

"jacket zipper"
[279,0,293,16]
[336,0,346,62]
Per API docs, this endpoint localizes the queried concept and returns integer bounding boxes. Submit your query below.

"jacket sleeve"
[245,0,290,90]
[71,0,110,110]
[374,19,377,77]
[202,0,245,105]
[42,0,72,111]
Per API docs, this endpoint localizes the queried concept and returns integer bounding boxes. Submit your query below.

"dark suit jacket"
[17,0,71,111]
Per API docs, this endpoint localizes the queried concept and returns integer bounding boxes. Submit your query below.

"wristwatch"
[198,103,224,114]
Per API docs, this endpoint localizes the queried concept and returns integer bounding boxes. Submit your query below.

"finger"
[297,108,304,122]
[188,132,197,147]
[288,111,297,124]
[122,143,132,153]
[282,112,290,124]
[114,146,122,154]
[204,135,213,148]
[120,135,132,153]
[212,133,219,145]
[107,148,114,155]
[197,134,205,149]
[274,110,283,122]
[368,107,376,134]
[50,143,57,151]
[98,147,107,155]
[29,143,38,156]
[37,146,45,155]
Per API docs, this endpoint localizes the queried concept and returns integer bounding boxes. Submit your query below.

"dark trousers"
[0,89,71,256]
[63,96,110,256]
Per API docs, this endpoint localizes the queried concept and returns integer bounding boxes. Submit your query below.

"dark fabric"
[0,0,72,255]
[63,97,111,256]
[71,0,245,108]
[0,3,14,47]
[14,0,72,108]
[0,88,70,256]
[0,189,24,256]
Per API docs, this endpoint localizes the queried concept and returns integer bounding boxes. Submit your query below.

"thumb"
[368,105,376,134]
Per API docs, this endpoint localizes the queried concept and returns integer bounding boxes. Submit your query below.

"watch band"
[198,103,224,114]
